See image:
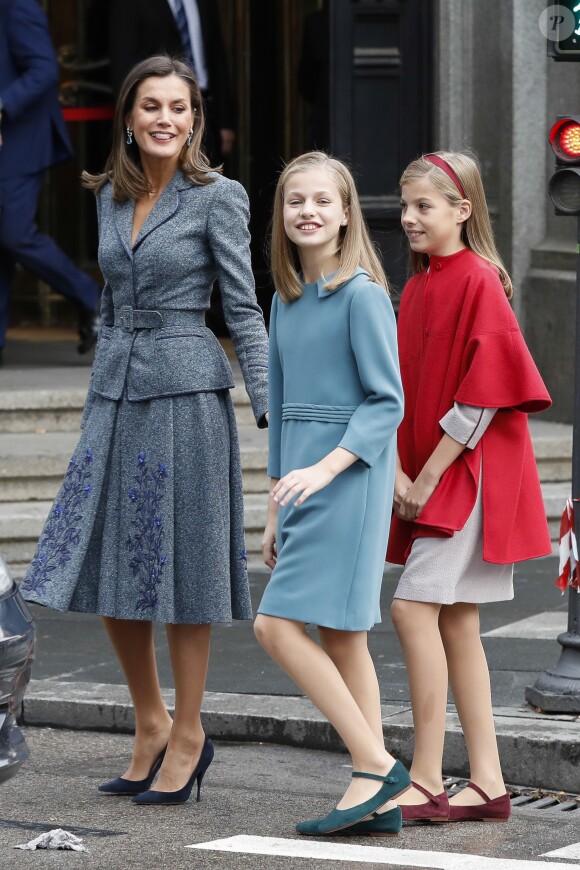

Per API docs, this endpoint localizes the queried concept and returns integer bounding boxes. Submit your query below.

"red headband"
[424,154,466,198]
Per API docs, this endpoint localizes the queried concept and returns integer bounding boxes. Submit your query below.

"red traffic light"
[550,116,580,163]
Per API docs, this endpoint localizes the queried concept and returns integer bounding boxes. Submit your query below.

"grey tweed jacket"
[90,170,268,424]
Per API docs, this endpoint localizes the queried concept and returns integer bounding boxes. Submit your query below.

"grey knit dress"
[394,403,514,605]
[21,171,268,624]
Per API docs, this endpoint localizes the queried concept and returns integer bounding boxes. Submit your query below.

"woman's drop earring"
[186,127,194,147]
[126,127,133,145]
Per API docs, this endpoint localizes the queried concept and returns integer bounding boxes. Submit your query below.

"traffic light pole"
[525,216,580,712]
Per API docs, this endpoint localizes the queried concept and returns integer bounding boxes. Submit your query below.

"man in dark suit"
[109,0,235,162]
[0,0,100,364]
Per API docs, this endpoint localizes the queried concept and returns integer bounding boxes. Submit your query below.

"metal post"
[525,216,580,713]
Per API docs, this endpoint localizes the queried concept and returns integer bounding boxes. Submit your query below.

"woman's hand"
[262,514,278,569]
[273,462,335,507]
[399,470,439,521]
[393,468,414,519]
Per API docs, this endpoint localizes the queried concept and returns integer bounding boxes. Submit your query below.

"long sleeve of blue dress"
[338,283,404,468]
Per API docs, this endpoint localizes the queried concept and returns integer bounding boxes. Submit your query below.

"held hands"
[396,469,439,521]
[393,468,413,519]
[273,461,336,508]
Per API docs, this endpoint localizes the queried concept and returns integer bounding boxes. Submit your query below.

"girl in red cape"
[388,151,551,824]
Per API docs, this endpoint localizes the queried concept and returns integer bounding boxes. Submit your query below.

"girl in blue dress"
[255,152,408,836]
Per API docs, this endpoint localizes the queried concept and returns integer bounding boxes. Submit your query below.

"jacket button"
[434,263,442,271]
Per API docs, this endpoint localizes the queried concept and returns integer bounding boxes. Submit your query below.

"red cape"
[387,249,552,565]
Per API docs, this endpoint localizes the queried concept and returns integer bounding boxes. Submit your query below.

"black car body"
[0,554,35,784]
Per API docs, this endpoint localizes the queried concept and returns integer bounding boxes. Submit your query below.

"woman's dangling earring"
[126,127,133,145]
[186,127,194,147]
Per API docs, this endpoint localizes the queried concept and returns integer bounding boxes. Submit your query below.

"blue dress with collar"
[258,269,404,631]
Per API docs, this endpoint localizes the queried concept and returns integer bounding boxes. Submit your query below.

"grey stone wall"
[436,0,580,421]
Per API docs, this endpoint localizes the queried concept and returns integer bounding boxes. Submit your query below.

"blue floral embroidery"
[22,449,94,596]
[126,453,169,612]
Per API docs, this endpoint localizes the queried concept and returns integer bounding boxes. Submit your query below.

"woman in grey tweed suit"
[21,56,268,804]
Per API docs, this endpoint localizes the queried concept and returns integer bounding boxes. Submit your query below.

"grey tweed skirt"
[20,390,251,624]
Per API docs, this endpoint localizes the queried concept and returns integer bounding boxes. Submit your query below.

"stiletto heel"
[98,747,167,796]
[296,759,411,836]
[196,768,207,802]
[132,736,214,806]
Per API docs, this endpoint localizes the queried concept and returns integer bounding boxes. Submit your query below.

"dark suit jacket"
[109,0,235,131]
[0,0,72,180]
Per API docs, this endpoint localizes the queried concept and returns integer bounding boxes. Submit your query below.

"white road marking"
[187,835,580,868]
[542,842,580,859]
[482,612,567,639]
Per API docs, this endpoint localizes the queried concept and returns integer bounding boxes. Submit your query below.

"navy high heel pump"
[98,747,167,796]
[132,736,214,806]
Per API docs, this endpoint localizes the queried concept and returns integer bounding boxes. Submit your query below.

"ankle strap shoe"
[401,781,449,822]
[448,782,511,822]
[296,759,411,836]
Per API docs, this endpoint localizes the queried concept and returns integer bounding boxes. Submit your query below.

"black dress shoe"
[0,347,3,367]
[77,304,100,355]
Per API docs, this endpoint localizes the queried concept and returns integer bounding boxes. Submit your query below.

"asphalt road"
[1,729,579,870]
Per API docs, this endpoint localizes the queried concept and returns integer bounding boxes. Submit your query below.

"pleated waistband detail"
[282,402,357,423]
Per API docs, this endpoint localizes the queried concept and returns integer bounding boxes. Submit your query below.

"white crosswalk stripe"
[187,835,580,868]
[542,842,580,859]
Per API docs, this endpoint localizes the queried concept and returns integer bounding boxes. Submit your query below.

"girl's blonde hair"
[400,151,513,299]
[82,55,219,201]
[270,151,389,302]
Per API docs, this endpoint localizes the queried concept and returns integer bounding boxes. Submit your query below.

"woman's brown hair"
[400,151,513,299]
[270,151,389,303]
[82,55,219,201]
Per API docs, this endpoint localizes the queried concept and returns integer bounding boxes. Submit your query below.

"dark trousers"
[0,171,100,347]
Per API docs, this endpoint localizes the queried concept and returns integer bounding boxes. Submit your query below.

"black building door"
[329,0,433,294]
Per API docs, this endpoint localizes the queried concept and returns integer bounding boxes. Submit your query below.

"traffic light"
[548,116,580,214]
[547,1,580,60]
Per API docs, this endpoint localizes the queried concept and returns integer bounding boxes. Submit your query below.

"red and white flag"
[556,498,579,593]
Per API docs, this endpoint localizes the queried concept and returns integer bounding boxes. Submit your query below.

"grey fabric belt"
[112,306,205,332]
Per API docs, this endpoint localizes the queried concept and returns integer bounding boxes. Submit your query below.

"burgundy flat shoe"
[400,781,449,822]
[448,782,511,822]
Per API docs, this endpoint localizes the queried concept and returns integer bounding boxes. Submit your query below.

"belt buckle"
[120,305,134,332]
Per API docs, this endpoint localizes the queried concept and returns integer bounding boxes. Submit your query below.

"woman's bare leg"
[254,615,400,811]
[319,627,396,811]
[391,599,447,805]
[153,623,211,792]
[319,627,384,741]
[439,603,505,804]
[102,617,173,780]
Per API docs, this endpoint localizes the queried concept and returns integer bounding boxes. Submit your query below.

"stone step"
[0,492,269,565]
[0,477,569,572]
[542,481,571,540]
[0,427,268,502]
[0,385,256,432]
[0,376,572,485]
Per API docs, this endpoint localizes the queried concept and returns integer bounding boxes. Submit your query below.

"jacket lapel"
[133,172,191,251]
[112,171,193,258]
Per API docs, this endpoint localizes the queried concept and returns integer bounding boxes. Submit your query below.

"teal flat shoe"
[296,759,410,836]
[335,806,402,837]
